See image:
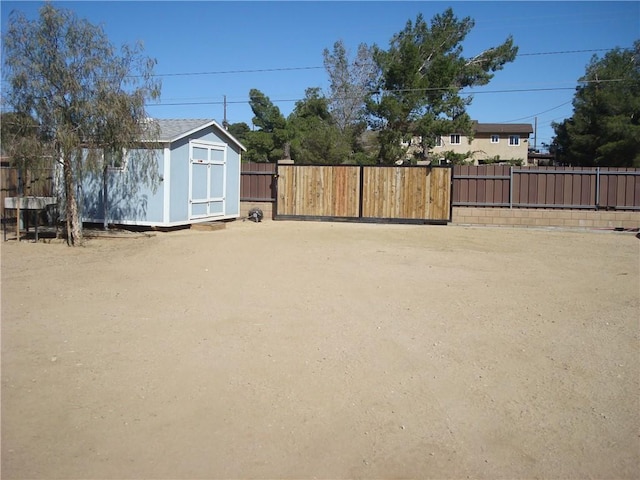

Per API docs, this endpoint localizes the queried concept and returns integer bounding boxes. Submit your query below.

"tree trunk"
[62,155,83,246]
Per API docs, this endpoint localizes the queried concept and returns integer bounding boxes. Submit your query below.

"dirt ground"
[1,220,638,480]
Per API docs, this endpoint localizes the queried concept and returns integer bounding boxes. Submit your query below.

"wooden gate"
[275,164,452,224]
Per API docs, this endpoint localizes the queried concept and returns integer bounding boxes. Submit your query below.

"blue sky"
[1,1,638,150]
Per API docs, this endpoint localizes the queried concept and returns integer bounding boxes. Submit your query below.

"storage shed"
[81,119,246,227]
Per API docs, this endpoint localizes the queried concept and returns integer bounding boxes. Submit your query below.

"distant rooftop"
[473,122,534,134]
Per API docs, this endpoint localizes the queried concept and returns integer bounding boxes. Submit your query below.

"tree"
[227,122,251,147]
[288,88,351,164]
[323,40,377,135]
[0,112,52,230]
[2,4,161,245]
[322,40,377,164]
[551,41,640,167]
[243,89,288,162]
[0,111,51,175]
[366,9,518,164]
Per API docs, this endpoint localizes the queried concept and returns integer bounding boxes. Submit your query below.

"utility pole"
[534,116,537,152]
[222,95,229,130]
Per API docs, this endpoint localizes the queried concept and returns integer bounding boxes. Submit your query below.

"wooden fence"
[361,165,451,220]
[275,164,452,224]
[1,166,56,219]
[241,162,276,202]
[4,164,639,213]
[453,165,640,210]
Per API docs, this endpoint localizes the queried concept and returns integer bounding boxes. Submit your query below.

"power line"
[152,66,324,78]
[146,47,623,78]
[516,48,614,57]
[147,80,634,108]
[148,98,298,107]
[498,101,573,123]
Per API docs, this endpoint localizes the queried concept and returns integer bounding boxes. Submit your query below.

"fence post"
[509,166,513,209]
[595,167,600,210]
[358,165,364,219]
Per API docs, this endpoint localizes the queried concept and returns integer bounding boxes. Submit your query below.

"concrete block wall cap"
[4,196,57,209]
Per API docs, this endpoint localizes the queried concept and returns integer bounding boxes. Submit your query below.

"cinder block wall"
[240,202,639,230]
[453,207,640,230]
[240,201,274,220]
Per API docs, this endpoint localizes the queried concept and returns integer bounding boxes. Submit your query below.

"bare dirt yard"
[1,220,638,479]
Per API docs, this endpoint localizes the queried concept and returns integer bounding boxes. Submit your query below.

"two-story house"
[431,122,534,165]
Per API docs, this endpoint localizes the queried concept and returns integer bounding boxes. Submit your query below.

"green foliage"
[366,9,518,164]
[551,41,640,167]
[289,121,350,165]
[242,87,370,165]
[240,9,517,167]
[441,150,474,165]
[244,130,279,163]
[288,88,351,165]
[479,155,523,166]
[355,130,380,164]
[349,151,378,165]
[290,88,332,123]
[2,3,161,244]
[243,89,288,162]
[226,122,251,146]
[0,112,52,171]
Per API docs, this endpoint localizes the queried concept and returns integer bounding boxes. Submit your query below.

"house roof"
[149,118,246,151]
[473,122,534,135]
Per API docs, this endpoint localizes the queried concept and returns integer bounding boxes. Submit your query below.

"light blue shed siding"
[168,137,190,223]
[225,144,241,216]
[168,125,241,222]
[81,121,241,226]
[81,148,165,224]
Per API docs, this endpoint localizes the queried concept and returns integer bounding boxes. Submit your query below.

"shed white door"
[189,142,226,219]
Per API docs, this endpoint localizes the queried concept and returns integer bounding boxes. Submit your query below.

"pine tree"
[551,41,640,167]
[366,9,518,164]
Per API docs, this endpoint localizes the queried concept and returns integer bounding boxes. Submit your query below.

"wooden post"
[16,168,22,241]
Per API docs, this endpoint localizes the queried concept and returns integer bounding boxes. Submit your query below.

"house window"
[435,135,442,147]
[491,135,500,143]
[509,135,520,146]
[450,134,461,145]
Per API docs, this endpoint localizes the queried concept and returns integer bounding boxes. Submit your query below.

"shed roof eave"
[156,119,247,151]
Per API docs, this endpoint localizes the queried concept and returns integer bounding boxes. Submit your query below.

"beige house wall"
[431,133,530,165]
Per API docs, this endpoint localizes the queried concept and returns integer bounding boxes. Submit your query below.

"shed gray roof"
[146,118,246,150]
[473,122,533,134]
